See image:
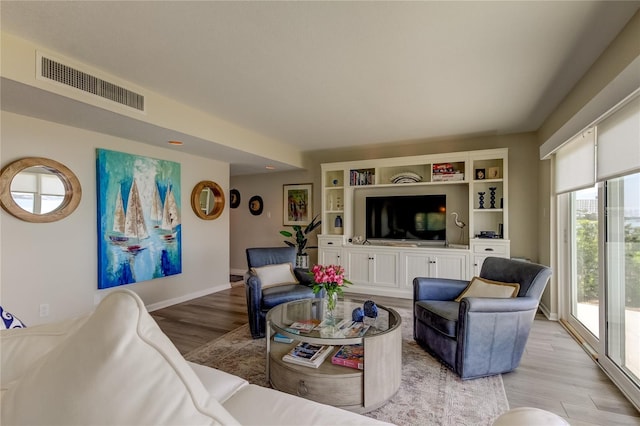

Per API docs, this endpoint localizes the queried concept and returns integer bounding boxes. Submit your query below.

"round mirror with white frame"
[0,157,82,223]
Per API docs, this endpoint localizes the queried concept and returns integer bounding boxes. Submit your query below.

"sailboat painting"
[97,149,182,289]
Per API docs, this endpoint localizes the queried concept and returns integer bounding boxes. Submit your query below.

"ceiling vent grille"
[40,56,145,111]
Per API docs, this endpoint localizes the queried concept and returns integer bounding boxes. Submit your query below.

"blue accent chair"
[244,247,319,338]
[413,257,552,379]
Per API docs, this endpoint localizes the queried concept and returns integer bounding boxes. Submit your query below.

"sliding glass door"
[570,185,600,341]
[564,174,640,406]
[605,173,640,386]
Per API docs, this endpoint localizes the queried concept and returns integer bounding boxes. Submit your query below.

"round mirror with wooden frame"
[0,157,82,223]
[191,180,225,220]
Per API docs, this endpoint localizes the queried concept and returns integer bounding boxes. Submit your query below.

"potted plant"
[280,215,322,269]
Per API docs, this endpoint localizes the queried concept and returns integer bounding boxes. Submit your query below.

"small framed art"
[283,183,313,225]
[475,169,486,180]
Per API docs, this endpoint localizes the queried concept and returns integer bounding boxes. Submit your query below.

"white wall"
[0,111,230,325]
[229,169,315,274]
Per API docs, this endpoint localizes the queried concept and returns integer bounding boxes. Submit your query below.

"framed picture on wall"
[283,183,313,226]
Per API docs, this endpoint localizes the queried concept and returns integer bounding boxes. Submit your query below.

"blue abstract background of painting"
[96,149,182,289]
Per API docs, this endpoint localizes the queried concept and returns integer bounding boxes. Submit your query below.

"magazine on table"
[282,342,334,368]
[331,344,364,370]
[340,322,370,338]
[288,320,318,333]
[314,318,352,330]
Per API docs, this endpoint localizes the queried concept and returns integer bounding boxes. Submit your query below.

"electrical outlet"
[39,303,50,317]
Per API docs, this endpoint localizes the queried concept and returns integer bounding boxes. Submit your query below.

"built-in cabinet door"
[371,252,399,287]
[402,253,432,288]
[346,251,372,284]
[472,255,487,277]
[346,249,398,288]
[319,247,342,266]
[430,253,468,280]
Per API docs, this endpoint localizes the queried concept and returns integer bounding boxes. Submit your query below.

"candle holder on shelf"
[478,192,485,209]
[489,187,497,209]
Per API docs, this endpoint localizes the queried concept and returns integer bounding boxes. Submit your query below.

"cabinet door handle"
[297,380,308,396]
[484,248,494,252]
[328,242,334,245]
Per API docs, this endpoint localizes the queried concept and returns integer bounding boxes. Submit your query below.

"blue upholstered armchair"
[244,247,320,338]
[413,257,552,379]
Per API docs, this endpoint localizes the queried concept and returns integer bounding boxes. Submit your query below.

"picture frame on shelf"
[475,169,486,180]
[283,183,313,225]
[488,167,501,179]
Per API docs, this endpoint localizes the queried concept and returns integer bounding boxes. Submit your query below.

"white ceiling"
[1,1,639,175]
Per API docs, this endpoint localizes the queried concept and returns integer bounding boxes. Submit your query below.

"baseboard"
[146,284,228,312]
[230,268,245,276]
[538,302,558,321]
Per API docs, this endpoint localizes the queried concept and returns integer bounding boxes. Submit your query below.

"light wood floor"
[151,285,640,425]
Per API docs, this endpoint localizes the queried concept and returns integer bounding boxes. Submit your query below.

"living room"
[1,2,639,425]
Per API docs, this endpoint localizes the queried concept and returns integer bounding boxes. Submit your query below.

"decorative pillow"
[251,262,299,289]
[454,276,520,302]
[0,306,26,329]
[1,289,240,426]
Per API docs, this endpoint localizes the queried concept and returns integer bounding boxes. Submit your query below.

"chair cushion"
[251,262,299,289]
[415,300,460,338]
[262,284,315,310]
[1,289,240,426]
[454,276,520,302]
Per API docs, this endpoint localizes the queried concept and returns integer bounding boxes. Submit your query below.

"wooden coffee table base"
[267,323,402,413]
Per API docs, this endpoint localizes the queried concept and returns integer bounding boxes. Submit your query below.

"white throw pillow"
[455,276,520,302]
[251,262,299,289]
[1,289,240,426]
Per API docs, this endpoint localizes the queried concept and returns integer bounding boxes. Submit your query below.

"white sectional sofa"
[1,289,393,426]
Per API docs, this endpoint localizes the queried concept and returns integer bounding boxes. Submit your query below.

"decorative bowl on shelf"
[389,172,422,184]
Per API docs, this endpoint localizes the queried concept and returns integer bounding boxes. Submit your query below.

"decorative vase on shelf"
[478,192,485,209]
[489,187,497,209]
[334,215,343,234]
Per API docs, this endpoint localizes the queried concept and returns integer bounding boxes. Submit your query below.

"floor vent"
[40,56,145,111]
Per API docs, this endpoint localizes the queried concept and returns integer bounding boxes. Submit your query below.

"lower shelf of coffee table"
[267,329,401,414]
[269,344,363,409]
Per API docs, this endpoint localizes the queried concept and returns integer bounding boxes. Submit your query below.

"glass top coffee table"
[266,297,402,413]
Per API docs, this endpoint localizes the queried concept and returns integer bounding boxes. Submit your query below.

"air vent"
[39,56,145,111]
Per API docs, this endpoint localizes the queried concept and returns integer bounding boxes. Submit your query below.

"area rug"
[185,308,509,426]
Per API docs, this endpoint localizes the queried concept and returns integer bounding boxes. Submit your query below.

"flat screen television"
[365,195,446,242]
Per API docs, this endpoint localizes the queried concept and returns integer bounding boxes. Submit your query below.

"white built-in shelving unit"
[319,148,510,299]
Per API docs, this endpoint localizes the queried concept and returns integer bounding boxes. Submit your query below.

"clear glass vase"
[324,291,338,325]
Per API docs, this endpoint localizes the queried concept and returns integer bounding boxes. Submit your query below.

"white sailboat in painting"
[123,179,149,252]
[150,182,163,228]
[160,184,180,241]
[109,187,128,243]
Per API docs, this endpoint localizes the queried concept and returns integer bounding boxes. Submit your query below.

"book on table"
[273,328,300,344]
[282,342,334,368]
[331,344,364,370]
